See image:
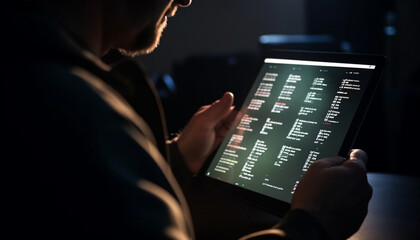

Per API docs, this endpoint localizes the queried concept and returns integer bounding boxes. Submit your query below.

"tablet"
[202,50,386,216]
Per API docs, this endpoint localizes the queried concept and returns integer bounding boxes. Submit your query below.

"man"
[3,0,372,239]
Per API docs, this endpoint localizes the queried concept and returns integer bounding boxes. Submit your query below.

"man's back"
[3,9,194,239]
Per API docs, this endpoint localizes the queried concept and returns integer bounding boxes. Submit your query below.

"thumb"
[199,92,234,128]
[343,149,368,172]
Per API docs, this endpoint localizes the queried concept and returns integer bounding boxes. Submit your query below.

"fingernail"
[349,149,368,164]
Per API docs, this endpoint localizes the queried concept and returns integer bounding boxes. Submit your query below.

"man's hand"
[291,149,373,240]
[177,92,237,175]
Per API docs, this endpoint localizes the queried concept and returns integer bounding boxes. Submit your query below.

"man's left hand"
[177,92,237,174]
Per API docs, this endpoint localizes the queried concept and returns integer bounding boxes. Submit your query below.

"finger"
[196,105,211,114]
[214,107,235,135]
[198,92,234,128]
[220,106,237,128]
[344,149,368,172]
[349,149,368,165]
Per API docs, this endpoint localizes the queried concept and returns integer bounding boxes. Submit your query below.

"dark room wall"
[136,0,306,74]
[305,0,420,177]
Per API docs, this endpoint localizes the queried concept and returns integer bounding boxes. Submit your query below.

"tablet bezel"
[198,50,387,216]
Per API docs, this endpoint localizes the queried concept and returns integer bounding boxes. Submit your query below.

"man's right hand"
[291,149,373,240]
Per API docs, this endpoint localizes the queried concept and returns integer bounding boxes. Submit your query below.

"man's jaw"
[165,5,178,19]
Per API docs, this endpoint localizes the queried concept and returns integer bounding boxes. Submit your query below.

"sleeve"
[240,209,331,240]
[34,66,196,239]
[166,135,195,194]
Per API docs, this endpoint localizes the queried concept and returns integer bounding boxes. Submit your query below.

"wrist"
[277,209,331,240]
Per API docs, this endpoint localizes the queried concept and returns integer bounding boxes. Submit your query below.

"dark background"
[131,0,419,178]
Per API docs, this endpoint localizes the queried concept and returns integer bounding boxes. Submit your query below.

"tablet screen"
[203,51,385,213]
